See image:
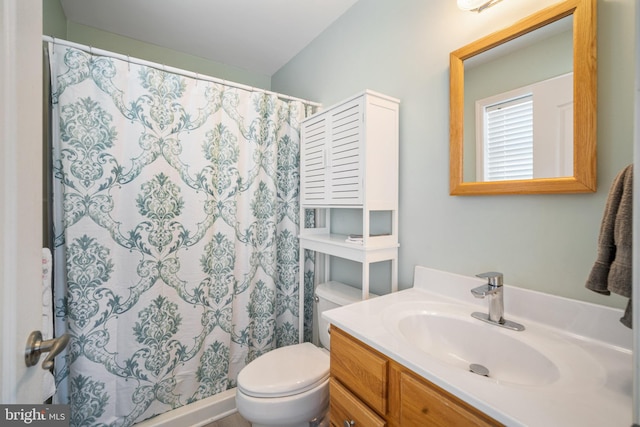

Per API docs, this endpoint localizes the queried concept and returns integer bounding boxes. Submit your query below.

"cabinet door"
[328,97,363,205]
[330,327,388,415]
[301,113,329,204]
[399,372,502,427]
[330,378,386,427]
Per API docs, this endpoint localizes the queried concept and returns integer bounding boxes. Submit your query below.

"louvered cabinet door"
[301,113,329,205]
[328,98,363,205]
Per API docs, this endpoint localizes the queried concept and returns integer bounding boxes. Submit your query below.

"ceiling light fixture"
[457,0,503,12]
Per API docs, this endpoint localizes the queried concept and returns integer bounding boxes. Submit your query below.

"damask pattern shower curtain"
[49,44,314,426]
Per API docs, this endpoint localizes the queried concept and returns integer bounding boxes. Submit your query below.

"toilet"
[235,281,364,427]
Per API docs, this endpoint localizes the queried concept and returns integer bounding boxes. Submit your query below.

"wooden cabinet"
[398,370,499,427]
[330,379,386,427]
[298,91,400,340]
[329,326,503,427]
[330,322,388,415]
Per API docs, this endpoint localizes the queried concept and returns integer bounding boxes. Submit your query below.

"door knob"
[25,331,70,370]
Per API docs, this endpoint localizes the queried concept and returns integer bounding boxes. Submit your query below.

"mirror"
[450,0,596,195]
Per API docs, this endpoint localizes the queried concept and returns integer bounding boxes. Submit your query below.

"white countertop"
[322,266,633,427]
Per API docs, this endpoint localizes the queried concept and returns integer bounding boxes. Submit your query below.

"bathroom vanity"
[330,325,501,426]
[323,266,633,426]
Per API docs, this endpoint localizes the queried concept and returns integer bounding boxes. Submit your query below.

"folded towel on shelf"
[345,234,364,244]
[585,164,633,328]
[344,233,391,244]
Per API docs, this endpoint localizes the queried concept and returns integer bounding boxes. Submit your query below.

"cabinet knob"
[343,420,355,427]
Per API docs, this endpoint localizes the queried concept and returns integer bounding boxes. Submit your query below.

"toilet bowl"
[235,281,365,427]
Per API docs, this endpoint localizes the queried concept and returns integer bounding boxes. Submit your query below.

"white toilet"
[235,281,363,427]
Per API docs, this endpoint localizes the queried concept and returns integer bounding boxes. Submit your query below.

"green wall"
[42,0,636,310]
[42,0,270,89]
[43,0,66,38]
[273,0,635,310]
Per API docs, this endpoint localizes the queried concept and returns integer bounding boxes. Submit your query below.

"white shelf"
[299,233,399,263]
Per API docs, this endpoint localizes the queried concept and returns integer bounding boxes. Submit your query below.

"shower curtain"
[48,44,315,426]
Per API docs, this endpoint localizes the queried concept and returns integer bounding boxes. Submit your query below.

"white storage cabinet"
[298,90,400,340]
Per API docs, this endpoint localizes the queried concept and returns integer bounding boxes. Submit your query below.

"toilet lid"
[237,342,329,398]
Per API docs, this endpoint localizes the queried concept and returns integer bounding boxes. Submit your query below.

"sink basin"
[396,311,559,386]
[384,302,604,388]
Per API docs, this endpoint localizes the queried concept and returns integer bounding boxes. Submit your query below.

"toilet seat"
[237,342,329,398]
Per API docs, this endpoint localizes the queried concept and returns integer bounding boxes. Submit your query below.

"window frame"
[477,91,534,182]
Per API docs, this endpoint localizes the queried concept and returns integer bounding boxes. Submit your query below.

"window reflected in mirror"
[464,16,573,183]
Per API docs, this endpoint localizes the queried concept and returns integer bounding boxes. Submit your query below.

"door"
[328,97,362,204]
[0,0,45,403]
[300,96,363,206]
[301,113,329,205]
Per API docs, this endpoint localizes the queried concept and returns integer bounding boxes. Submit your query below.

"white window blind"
[483,95,533,181]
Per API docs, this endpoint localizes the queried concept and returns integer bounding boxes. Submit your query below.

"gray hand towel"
[585,164,633,328]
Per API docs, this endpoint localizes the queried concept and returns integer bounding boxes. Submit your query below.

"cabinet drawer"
[330,378,386,427]
[399,371,502,427]
[330,327,388,415]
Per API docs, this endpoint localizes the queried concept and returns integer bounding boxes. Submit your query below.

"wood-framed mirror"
[450,0,596,195]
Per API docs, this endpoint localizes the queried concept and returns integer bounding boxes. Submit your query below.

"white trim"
[1,0,19,401]
[1,0,43,403]
[476,86,532,181]
[633,0,640,423]
[42,35,321,107]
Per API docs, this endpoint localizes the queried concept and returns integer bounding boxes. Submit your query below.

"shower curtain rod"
[42,35,322,107]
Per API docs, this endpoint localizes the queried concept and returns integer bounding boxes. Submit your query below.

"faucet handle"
[476,271,503,287]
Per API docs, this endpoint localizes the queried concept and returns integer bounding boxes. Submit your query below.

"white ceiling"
[60,0,359,76]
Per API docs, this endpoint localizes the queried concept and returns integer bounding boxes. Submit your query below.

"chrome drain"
[469,363,490,377]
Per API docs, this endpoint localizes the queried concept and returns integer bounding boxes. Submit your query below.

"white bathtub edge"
[135,388,237,427]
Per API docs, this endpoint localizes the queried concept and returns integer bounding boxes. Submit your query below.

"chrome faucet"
[471,272,524,331]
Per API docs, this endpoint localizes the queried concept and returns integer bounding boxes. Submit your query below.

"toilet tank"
[315,281,368,350]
